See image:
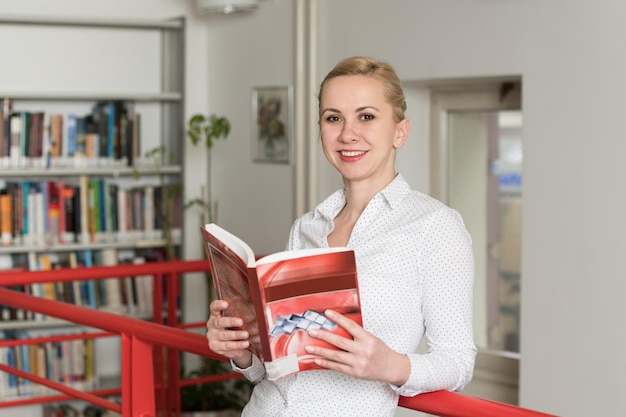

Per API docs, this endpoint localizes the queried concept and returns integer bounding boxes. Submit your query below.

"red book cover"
[201,223,361,381]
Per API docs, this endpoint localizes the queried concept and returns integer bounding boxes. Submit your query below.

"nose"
[338,120,358,143]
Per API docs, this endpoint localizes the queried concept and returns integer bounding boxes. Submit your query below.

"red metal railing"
[0,260,559,417]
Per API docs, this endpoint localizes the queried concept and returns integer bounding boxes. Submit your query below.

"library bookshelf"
[0,14,190,416]
[0,14,186,263]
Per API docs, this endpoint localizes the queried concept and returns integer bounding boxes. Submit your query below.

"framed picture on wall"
[252,86,292,164]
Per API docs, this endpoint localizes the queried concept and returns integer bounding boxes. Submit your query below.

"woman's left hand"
[305,309,410,385]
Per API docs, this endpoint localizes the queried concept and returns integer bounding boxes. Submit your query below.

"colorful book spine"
[17,332,32,395]
[0,190,12,246]
[83,250,97,309]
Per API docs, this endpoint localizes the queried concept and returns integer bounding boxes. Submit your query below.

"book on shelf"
[0,177,182,248]
[0,330,97,398]
[0,189,12,246]
[49,113,64,161]
[131,255,154,317]
[99,249,124,314]
[201,223,362,381]
[0,255,28,321]
[0,107,4,162]
[8,183,23,245]
[0,100,140,169]
[3,341,19,397]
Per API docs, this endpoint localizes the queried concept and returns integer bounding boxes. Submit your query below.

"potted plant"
[186,114,230,226]
[181,113,254,416]
[180,359,252,416]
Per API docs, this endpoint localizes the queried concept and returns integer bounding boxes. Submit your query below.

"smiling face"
[319,74,409,189]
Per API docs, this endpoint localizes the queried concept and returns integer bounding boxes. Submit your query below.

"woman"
[206,56,476,416]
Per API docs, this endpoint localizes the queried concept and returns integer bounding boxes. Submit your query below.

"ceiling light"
[196,0,259,14]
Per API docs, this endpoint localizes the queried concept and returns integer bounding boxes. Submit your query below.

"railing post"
[122,333,157,417]
[122,334,132,417]
[152,272,167,416]
[167,270,181,417]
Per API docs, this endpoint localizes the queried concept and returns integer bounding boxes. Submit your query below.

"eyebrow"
[320,105,380,115]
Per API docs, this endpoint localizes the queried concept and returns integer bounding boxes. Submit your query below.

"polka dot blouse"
[235,174,476,417]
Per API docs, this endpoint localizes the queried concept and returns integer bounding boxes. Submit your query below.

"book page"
[256,246,348,266]
[201,225,262,358]
[203,223,256,267]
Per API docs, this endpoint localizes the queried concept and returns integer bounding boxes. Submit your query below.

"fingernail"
[305,346,314,353]
[308,329,318,337]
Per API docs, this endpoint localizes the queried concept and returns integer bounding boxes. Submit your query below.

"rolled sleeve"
[231,354,266,382]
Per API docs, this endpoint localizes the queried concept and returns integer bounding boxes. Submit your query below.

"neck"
[342,173,397,217]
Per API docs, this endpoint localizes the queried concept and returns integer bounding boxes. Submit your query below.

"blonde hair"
[318,56,407,122]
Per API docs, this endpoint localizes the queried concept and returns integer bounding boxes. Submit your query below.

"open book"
[201,223,362,381]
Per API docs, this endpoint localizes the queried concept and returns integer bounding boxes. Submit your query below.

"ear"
[393,118,410,149]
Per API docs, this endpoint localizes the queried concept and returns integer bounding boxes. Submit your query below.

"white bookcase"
[0,14,186,416]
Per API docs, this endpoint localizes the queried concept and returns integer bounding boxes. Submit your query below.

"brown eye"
[360,113,375,121]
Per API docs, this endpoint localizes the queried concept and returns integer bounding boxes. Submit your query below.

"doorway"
[430,80,522,404]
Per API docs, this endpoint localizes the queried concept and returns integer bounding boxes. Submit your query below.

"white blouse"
[236,174,476,417]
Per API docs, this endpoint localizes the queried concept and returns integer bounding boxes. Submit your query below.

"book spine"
[35,184,45,246]
[117,187,127,241]
[9,113,20,168]
[0,190,12,246]
[84,337,95,390]
[35,344,46,395]
[57,180,66,244]
[98,178,107,241]
[26,186,37,246]
[0,346,9,397]
[107,102,115,160]
[62,185,76,243]
[61,341,72,386]
[132,256,153,316]
[6,346,18,397]
[47,181,60,245]
[144,186,154,240]
[101,248,123,313]
[79,175,89,244]
[6,183,19,245]
[29,112,44,168]
[0,108,4,161]
[71,339,85,390]
[66,114,77,160]
[17,332,32,395]
[50,114,63,166]
[21,182,29,242]
[19,112,30,168]
[83,250,97,308]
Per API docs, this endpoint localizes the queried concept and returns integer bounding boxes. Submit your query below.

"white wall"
[2,1,626,416]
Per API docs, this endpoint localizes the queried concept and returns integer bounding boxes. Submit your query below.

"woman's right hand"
[206,299,253,369]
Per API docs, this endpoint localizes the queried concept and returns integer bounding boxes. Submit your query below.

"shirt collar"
[380,173,411,210]
[314,173,411,221]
